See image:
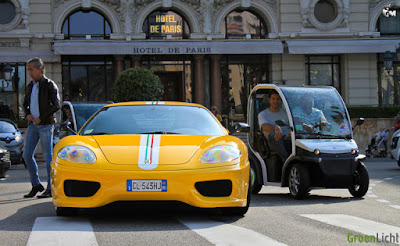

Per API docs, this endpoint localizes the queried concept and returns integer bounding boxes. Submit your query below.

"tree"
[112,67,164,102]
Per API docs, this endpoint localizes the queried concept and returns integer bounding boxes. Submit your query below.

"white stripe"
[384,177,393,180]
[376,199,390,203]
[302,214,400,244]
[374,180,383,183]
[27,217,98,246]
[138,134,161,170]
[369,184,376,186]
[179,218,287,246]
[367,194,377,198]
[389,205,400,209]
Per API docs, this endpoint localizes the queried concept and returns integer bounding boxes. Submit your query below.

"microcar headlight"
[314,148,320,155]
[200,145,241,164]
[57,145,96,164]
[351,148,357,155]
[15,135,21,142]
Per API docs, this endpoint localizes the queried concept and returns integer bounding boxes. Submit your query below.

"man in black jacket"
[23,57,60,198]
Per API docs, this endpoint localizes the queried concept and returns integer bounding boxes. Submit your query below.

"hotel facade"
[0,0,398,123]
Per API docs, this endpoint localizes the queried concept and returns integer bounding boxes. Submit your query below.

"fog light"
[351,148,357,155]
[314,149,320,155]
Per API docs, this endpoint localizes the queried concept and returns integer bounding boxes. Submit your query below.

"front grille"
[64,180,100,197]
[391,137,399,149]
[0,152,10,163]
[195,180,232,197]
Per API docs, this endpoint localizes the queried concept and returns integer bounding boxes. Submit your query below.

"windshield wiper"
[296,132,350,139]
[140,131,180,134]
[88,132,111,135]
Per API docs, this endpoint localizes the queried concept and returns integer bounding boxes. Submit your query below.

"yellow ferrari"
[51,101,250,216]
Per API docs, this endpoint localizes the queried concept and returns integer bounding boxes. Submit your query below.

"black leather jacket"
[23,75,60,125]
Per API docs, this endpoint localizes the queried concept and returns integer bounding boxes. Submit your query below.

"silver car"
[0,118,24,165]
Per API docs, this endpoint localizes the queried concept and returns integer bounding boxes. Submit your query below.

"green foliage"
[347,106,400,119]
[112,67,164,102]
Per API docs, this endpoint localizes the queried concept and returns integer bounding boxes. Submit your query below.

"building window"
[314,0,337,23]
[62,10,111,40]
[0,0,16,25]
[0,63,26,119]
[305,56,340,92]
[143,10,190,40]
[62,56,113,102]
[222,10,267,39]
[378,53,400,105]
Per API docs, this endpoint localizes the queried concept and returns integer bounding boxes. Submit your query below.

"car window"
[0,121,16,133]
[73,104,108,130]
[81,105,225,136]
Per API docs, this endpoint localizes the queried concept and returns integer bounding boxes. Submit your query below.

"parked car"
[54,101,112,145]
[0,146,11,178]
[52,102,251,216]
[237,84,368,199]
[390,129,400,167]
[0,118,24,165]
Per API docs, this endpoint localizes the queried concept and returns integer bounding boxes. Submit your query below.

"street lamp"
[384,50,394,73]
[0,64,13,91]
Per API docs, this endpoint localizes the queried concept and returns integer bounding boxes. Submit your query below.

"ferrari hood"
[93,135,210,165]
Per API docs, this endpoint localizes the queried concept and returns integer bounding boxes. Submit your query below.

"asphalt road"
[0,158,399,246]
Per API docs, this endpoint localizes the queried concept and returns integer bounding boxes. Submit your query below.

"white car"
[390,129,400,167]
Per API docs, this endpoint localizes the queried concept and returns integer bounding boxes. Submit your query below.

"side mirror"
[66,122,77,135]
[234,122,250,133]
[352,118,365,130]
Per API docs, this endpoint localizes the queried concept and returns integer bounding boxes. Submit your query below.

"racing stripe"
[138,134,161,170]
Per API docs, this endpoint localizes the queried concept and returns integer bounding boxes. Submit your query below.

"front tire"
[288,164,310,200]
[348,162,369,198]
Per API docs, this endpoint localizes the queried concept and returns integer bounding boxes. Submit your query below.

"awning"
[0,51,60,63]
[53,40,284,55]
[286,39,400,54]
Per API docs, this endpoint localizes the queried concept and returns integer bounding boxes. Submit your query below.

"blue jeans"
[23,122,54,189]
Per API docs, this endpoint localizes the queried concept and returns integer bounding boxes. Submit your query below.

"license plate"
[127,180,167,192]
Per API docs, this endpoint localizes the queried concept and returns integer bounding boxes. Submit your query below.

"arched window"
[222,10,267,39]
[143,10,190,40]
[376,5,400,37]
[62,10,111,40]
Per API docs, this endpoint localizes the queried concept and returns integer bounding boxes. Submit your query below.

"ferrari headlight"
[15,135,21,142]
[57,145,96,164]
[200,145,241,164]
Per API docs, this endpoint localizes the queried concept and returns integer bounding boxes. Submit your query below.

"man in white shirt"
[258,90,290,162]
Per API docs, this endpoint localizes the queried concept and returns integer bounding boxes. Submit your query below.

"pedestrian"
[23,57,60,198]
[210,106,223,124]
[380,128,388,152]
[394,111,400,131]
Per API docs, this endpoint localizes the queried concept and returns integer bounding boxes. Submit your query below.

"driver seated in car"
[258,90,290,162]
[292,97,329,133]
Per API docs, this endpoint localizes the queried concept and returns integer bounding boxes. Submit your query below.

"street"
[0,159,399,246]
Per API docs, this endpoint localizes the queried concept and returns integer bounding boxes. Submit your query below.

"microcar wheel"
[288,164,310,200]
[250,163,262,194]
[348,162,369,198]
[56,207,78,216]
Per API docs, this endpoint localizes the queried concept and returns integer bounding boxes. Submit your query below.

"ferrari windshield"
[81,105,225,136]
[280,87,351,139]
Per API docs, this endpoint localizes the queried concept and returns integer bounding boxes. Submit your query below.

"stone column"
[131,55,141,67]
[194,55,205,105]
[211,55,222,113]
[114,55,124,78]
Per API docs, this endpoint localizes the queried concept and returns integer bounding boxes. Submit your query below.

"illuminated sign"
[150,15,182,34]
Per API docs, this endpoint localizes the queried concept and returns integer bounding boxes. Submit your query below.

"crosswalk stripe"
[389,205,400,209]
[27,217,98,246]
[301,214,400,245]
[179,218,288,246]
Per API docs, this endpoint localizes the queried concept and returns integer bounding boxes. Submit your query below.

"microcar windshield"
[280,87,352,139]
[80,105,225,136]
